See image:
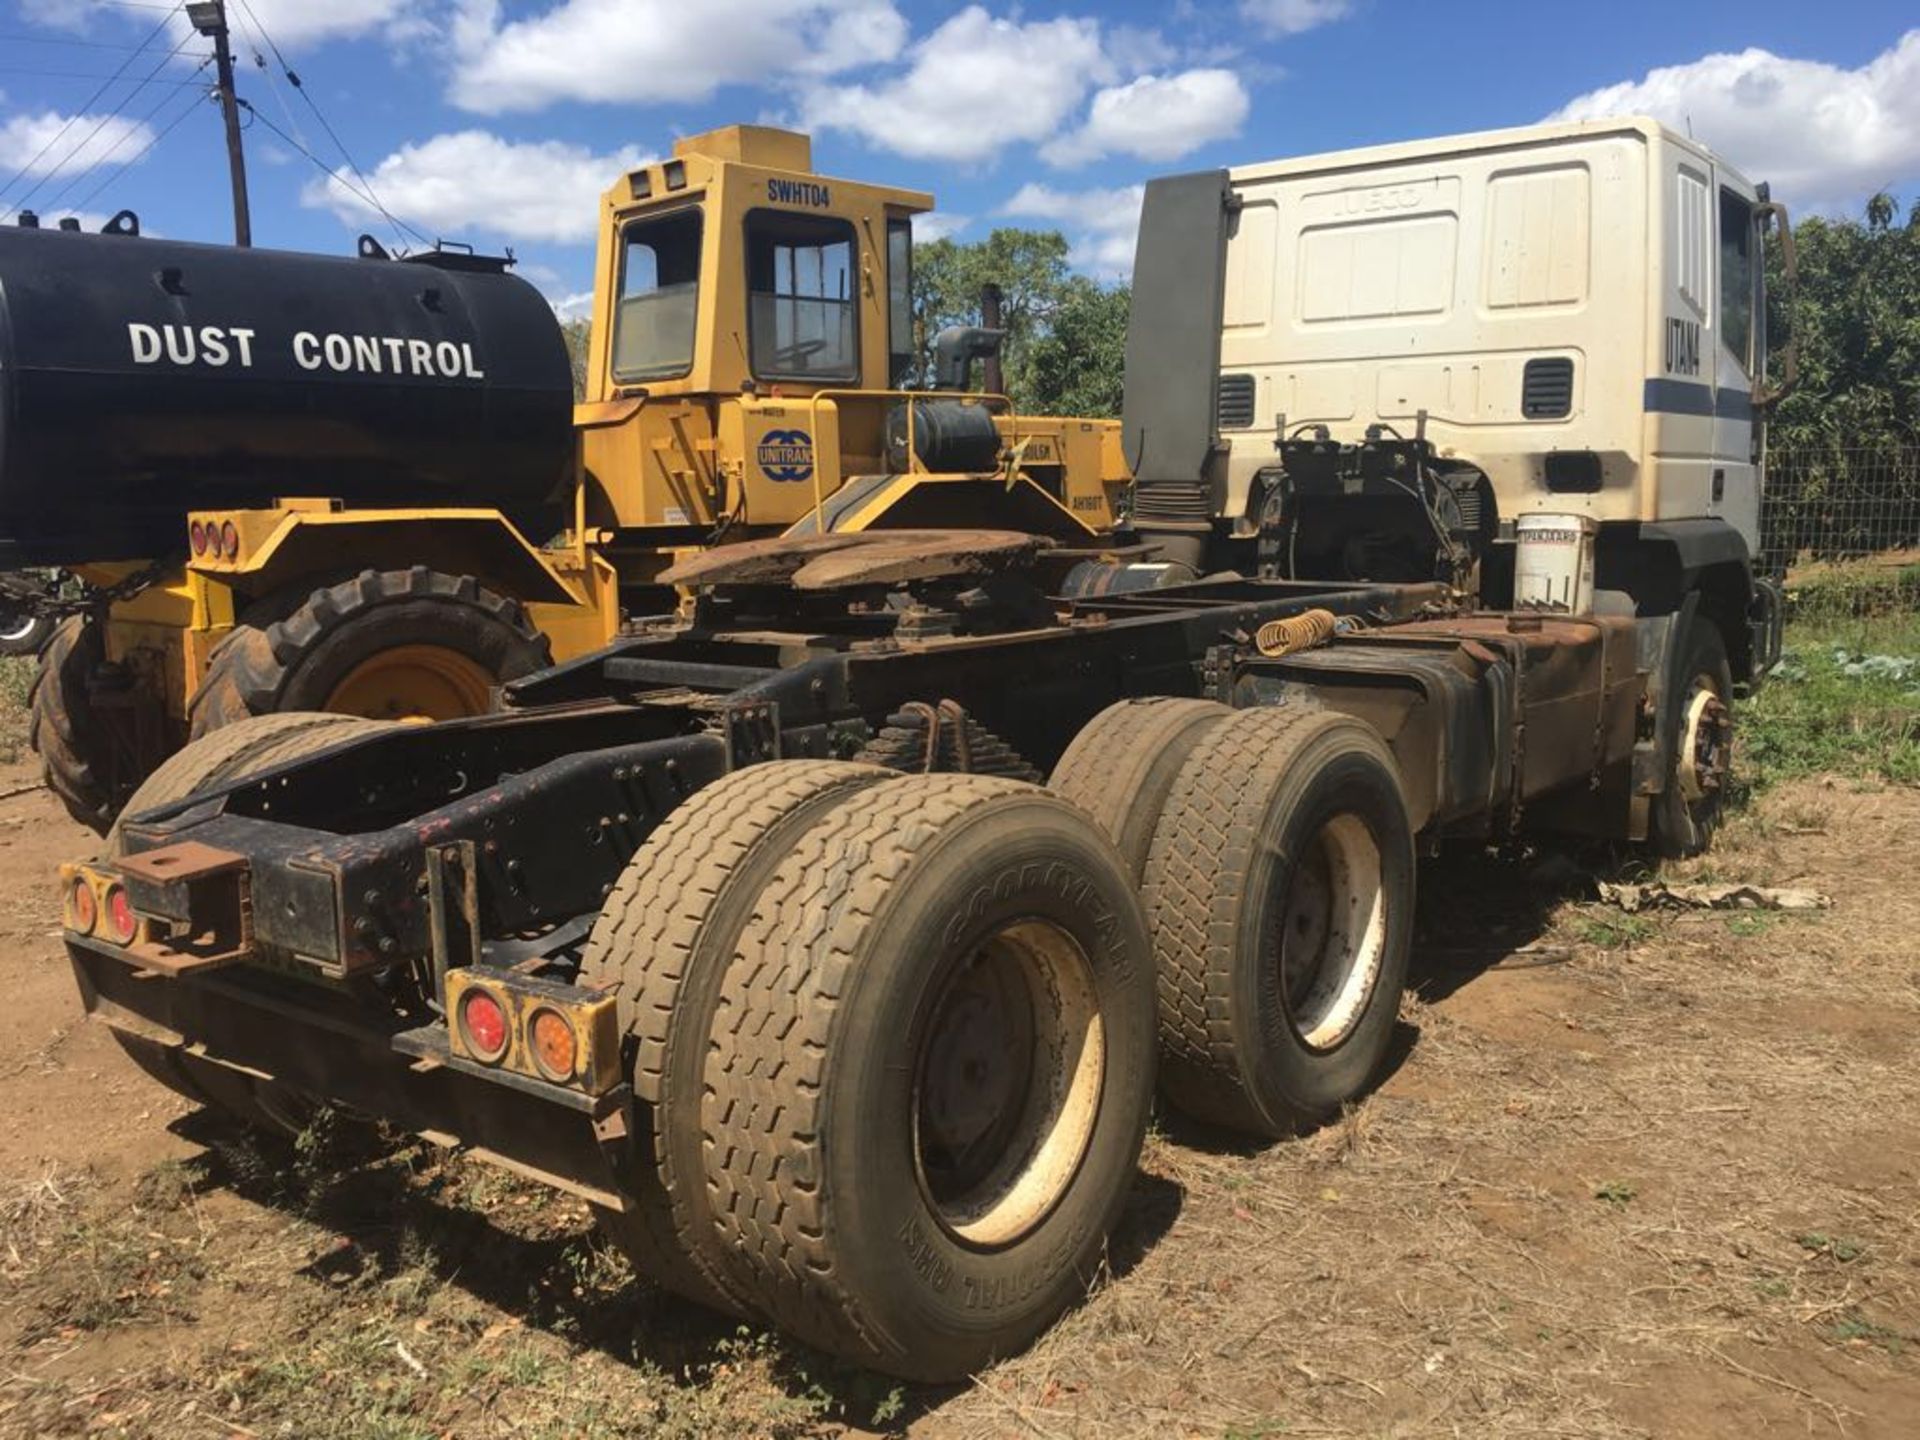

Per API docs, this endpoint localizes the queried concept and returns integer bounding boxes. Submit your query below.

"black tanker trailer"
[0,216,576,565]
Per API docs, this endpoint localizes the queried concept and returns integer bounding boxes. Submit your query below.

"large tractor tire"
[702,775,1156,1382]
[1049,696,1233,882]
[579,759,896,1315]
[188,567,549,738]
[105,711,398,1131]
[29,614,120,832]
[1143,707,1415,1139]
[1649,616,1734,859]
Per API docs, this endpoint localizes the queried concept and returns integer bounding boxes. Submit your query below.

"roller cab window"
[613,207,702,382]
[887,218,913,386]
[746,210,858,382]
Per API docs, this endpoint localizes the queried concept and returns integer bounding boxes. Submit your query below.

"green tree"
[1024,277,1130,418]
[1767,193,1920,455]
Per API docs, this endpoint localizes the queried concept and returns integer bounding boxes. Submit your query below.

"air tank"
[0,221,576,564]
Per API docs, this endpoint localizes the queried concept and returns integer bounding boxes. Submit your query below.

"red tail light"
[219,520,240,560]
[102,883,138,945]
[189,520,209,557]
[459,988,509,1062]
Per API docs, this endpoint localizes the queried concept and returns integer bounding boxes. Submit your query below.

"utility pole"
[186,0,251,247]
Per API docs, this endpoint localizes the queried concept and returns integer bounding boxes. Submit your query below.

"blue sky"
[2,0,1916,314]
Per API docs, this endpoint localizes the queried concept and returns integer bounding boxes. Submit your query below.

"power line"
[0,67,210,84]
[7,28,199,219]
[231,0,417,249]
[0,32,162,50]
[0,2,181,215]
[67,70,213,217]
[235,99,430,249]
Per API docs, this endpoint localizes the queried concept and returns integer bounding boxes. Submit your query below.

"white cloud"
[801,6,1112,164]
[0,110,155,179]
[912,211,970,242]
[1042,68,1248,167]
[301,130,649,245]
[1241,0,1352,36]
[550,291,595,323]
[18,0,97,31]
[448,0,907,113]
[1550,31,1920,206]
[1001,181,1145,277]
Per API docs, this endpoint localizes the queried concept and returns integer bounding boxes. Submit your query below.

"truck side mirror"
[1753,200,1798,410]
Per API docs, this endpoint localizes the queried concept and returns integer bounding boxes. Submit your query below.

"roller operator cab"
[572,125,1130,573]
[1123,117,1789,688]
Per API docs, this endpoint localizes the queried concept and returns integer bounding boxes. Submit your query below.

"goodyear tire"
[1049,696,1233,882]
[579,759,896,1315]
[1144,707,1414,1138]
[702,775,1156,1381]
[28,614,120,832]
[188,567,549,737]
[105,711,397,1130]
[1649,616,1733,859]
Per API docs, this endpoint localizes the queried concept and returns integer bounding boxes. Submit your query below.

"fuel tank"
[0,223,576,564]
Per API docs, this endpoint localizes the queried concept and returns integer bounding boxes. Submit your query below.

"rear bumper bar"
[67,933,636,1209]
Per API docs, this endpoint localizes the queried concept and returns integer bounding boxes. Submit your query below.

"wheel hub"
[1271,813,1388,1054]
[913,920,1105,1248]
[323,643,495,721]
[1677,683,1732,804]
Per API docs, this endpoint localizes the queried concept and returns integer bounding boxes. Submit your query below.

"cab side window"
[746,211,859,382]
[1719,189,1755,377]
[612,208,702,382]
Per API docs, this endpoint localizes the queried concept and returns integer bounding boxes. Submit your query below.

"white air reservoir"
[1513,513,1597,615]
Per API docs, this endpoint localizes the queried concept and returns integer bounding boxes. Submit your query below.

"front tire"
[188,567,549,737]
[1649,617,1733,859]
[702,775,1156,1381]
[29,614,122,831]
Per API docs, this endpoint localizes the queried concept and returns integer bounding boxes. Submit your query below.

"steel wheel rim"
[1275,813,1388,1053]
[1677,673,1732,804]
[322,643,494,721]
[912,918,1105,1248]
[0,609,38,643]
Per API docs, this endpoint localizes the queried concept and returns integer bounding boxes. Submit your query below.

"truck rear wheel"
[1049,696,1233,881]
[1144,707,1414,1138]
[579,759,895,1315]
[702,776,1156,1381]
[29,614,124,832]
[187,567,549,737]
[105,711,397,1130]
[1650,617,1733,859]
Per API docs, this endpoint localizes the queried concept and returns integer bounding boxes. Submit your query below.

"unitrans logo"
[757,429,814,482]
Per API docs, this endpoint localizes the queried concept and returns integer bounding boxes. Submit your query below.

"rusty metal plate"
[116,840,249,885]
[791,530,1052,590]
[657,532,868,587]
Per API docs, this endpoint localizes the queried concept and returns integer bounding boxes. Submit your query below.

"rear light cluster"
[188,518,243,561]
[62,868,141,946]
[445,969,618,1093]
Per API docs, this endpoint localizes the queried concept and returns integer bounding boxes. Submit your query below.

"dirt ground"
[1,751,1917,1438]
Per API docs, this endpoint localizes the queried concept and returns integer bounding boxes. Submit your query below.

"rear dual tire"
[586,766,1157,1381]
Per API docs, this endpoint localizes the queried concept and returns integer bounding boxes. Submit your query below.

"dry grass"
[3,789,1917,1437]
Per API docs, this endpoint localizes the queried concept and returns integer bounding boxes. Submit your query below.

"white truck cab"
[1122,117,1790,689]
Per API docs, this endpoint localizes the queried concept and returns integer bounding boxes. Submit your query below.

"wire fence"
[1761,446,1920,618]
